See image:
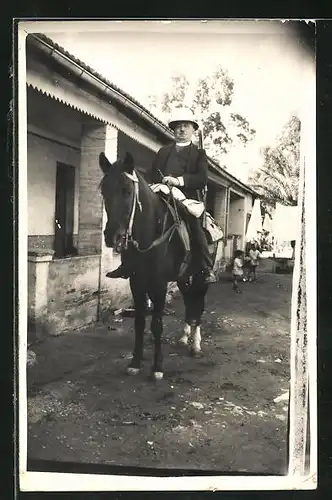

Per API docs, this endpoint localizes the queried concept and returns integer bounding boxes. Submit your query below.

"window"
[54,162,76,258]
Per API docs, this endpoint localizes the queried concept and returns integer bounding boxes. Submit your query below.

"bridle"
[122,169,142,249]
[120,169,179,254]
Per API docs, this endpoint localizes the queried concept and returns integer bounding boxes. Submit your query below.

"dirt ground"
[27,271,292,474]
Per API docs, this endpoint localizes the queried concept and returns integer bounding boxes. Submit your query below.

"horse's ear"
[123,152,135,174]
[99,152,112,174]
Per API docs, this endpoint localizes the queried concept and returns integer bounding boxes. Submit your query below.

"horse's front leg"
[128,279,146,375]
[149,283,167,380]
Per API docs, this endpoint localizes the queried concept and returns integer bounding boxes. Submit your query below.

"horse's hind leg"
[190,286,207,357]
[128,280,146,375]
[179,298,192,346]
[191,324,202,356]
[179,321,191,346]
[148,283,167,380]
[177,287,192,346]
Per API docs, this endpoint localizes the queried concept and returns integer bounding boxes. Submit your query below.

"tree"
[148,68,256,166]
[248,116,301,209]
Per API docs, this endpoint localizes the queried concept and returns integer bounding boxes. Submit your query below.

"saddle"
[157,192,224,279]
[159,196,191,252]
[150,183,223,241]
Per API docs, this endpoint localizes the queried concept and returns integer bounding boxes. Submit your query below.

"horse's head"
[99,151,136,250]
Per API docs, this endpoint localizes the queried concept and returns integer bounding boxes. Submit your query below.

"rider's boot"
[106,263,132,279]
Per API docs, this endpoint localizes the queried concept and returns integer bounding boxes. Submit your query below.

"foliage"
[248,116,301,207]
[148,68,256,165]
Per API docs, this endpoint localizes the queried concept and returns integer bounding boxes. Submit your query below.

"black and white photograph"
[18,19,316,492]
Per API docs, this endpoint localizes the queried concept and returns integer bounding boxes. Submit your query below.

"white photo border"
[17,18,317,492]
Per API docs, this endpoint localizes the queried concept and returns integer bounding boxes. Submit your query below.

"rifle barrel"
[197,128,208,226]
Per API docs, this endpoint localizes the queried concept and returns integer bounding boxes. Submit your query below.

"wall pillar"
[213,186,227,228]
[28,249,54,342]
[78,122,113,256]
[213,186,229,260]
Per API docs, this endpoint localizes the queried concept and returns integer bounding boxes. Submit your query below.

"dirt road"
[27,272,292,474]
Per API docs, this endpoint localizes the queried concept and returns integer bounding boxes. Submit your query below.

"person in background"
[248,241,261,282]
[232,249,245,293]
[242,249,251,282]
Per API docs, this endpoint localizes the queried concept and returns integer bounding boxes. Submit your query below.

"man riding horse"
[106,106,217,285]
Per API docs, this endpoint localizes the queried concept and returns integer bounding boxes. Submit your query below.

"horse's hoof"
[127,367,140,375]
[190,348,202,358]
[178,337,188,346]
[153,371,164,381]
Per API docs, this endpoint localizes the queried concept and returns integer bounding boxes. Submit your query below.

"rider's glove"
[162,176,183,187]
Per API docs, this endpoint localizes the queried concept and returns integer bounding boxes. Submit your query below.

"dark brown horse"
[99,151,210,380]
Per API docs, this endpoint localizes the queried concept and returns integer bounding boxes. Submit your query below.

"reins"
[132,221,178,253]
[123,169,180,254]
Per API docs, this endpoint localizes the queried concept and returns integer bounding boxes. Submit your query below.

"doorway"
[54,162,76,258]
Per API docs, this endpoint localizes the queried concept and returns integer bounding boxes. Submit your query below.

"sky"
[36,20,314,181]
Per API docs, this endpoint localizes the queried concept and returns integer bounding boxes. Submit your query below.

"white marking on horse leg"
[154,371,164,380]
[179,322,191,345]
[192,325,202,353]
[127,367,140,376]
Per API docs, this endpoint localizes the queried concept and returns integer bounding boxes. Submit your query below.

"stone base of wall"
[28,312,54,344]
[28,234,79,253]
[44,254,133,335]
[28,238,232,338]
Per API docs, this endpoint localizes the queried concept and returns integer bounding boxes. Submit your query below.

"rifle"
[198,128,208,229]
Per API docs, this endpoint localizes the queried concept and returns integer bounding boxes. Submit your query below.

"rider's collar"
[175,141,191,147]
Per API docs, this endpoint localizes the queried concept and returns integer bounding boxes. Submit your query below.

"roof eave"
[26,34,258,197]
[208,158,259,197]
[27,33,174,143]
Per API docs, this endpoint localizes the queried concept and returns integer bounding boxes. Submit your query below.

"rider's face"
[173,122,195,143]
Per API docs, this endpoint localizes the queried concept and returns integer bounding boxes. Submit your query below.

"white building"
[25,33,257,340]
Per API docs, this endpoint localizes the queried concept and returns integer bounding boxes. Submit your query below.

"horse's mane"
[134,168,162,209]
[98,178,104,193]
[98,161,160,208]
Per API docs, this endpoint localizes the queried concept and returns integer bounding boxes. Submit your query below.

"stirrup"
[202,268,217,284]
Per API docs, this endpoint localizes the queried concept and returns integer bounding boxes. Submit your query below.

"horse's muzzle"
[104,229,126,251]
[114,234,126,253]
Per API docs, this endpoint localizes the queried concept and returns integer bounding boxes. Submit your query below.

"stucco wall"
[27,133,80,239]
[245,193,254,218]
[228,194,245,236]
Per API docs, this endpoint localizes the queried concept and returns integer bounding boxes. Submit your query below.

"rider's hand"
[162,176,180,187]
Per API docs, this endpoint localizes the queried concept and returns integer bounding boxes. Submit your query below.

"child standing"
[232,250,244,293]
[248,242,261,282]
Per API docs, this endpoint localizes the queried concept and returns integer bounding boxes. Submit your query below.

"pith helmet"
[168,107,199,131]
